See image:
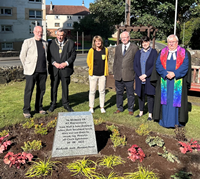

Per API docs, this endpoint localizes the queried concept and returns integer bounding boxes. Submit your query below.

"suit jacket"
[48,38,76,77]
[113,43,138,81]
[134,48,157,97]
[20,37,48,75]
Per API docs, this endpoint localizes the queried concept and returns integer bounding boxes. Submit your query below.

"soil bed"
[0,116,200,179]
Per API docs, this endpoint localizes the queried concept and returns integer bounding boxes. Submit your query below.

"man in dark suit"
[48,28,76,112]
[113,31,138,115]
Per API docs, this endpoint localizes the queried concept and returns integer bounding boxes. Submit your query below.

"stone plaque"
[52,112,98,157]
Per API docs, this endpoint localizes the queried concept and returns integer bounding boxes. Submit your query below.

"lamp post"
[174,0,178,35]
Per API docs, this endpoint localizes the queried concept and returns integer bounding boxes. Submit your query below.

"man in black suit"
[48,28,76,112]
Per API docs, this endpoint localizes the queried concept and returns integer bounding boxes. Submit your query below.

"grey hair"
[167,34,179,42]
[57,28,66,34]
[120,31,130,38]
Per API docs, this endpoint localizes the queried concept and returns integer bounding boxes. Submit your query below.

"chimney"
[50,1,53,11]
[82,0,84,6]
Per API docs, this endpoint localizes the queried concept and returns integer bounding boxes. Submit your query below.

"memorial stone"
[52,112,98,157]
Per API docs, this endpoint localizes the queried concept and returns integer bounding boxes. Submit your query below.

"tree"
[73,14,115,39]
[89,0,198,39]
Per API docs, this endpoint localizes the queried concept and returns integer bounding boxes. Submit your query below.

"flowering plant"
[4,151,33,169]
[179,139,200,154]
[127,144,145,162]
[0,134,12,153]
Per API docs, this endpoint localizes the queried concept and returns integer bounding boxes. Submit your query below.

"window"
[0,8,12,15]
[67,23,72,27]
[2,43,13,50]
[55,31,57,35]
[67,16,72,20]
[29,21,40,34]
[29,10,42,18]
[29,0,41,2]
[1,25,12,32]
[78,16,81,20]
[55,15,59,19]
[55,23,60,27]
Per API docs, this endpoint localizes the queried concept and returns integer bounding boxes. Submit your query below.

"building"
[46,1,89,38]
[0,0,46,51]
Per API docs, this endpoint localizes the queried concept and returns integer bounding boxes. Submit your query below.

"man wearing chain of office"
[48,28,76,112]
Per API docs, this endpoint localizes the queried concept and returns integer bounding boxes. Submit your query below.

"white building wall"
[0,0,46,50]
[46,14,83,30]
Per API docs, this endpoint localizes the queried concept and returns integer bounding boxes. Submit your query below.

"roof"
[46,5,90,15]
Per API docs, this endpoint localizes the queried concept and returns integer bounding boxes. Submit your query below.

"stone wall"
[0,66,24,84]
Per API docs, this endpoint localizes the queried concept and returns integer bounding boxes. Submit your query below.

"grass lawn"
[0,77,200,140]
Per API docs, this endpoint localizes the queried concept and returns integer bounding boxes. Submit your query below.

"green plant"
[135,123,150,136]
[98,155,125,169]
[34,123,48,135]
[158,146,180,163]
[94,118,104,125]
[46,117,57,128]
[106,124,119,133]
[124,165,159,179]
[25,157,61,177]
[21,140,42,151]
[171,171,192,179]
[110,134,127,148]
[94,171,120,179]
[145,136,165,147]
[67,157,97,178]
[0,130,9,137]
[23,119,35,129]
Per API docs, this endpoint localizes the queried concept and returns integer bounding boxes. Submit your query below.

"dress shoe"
[48,105,56,112]
[23,113,31,119]
[114,110,122,114]
[135,114,142,118]
[39,110,47,114]
[147,117,153,121]
[64,105,74,112]
[129,111,133,116]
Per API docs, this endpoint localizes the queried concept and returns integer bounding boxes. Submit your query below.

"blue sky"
[46,0,94,9]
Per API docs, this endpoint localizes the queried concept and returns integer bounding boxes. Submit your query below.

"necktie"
[123,46,126,56]
[59,43,62,58]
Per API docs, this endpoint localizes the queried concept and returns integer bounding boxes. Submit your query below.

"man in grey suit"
[113,31,138,115]
[20,26,48,118]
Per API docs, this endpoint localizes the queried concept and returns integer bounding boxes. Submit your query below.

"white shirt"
[122,42,130,55]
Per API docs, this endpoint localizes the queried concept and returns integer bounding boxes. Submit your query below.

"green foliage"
[25,157,61,177]
[94,171,120,179]
[135,124,150,136]
[158,146,180,163]
[145,136,165,147]
[46,118,57,128]
[23,119,35,129]
[0,130,9,137]
[124,165,159,179]
[34,124,48,135]
[94,118,104,125]
[67,157,97,178]
[106,124,127,148]
[21,140,42,152]
[98,155,125,169]
[171,171,192,179]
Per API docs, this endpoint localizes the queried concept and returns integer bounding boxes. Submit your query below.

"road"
[0,54,88,67]
[0,42,166,67]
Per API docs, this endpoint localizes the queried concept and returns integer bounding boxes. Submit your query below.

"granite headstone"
[52,112,98,157]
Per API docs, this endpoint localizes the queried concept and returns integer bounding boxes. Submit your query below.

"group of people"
[20,26,191,128]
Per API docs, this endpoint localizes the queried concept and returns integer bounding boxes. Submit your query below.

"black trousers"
[23,72,47,113]
[138,84,154,113]
[115,80,135,112]
[50,70,70,107]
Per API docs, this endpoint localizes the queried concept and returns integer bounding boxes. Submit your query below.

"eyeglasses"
[121,36,129,39]
[35,31,43,34]
[168,41,177,44]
